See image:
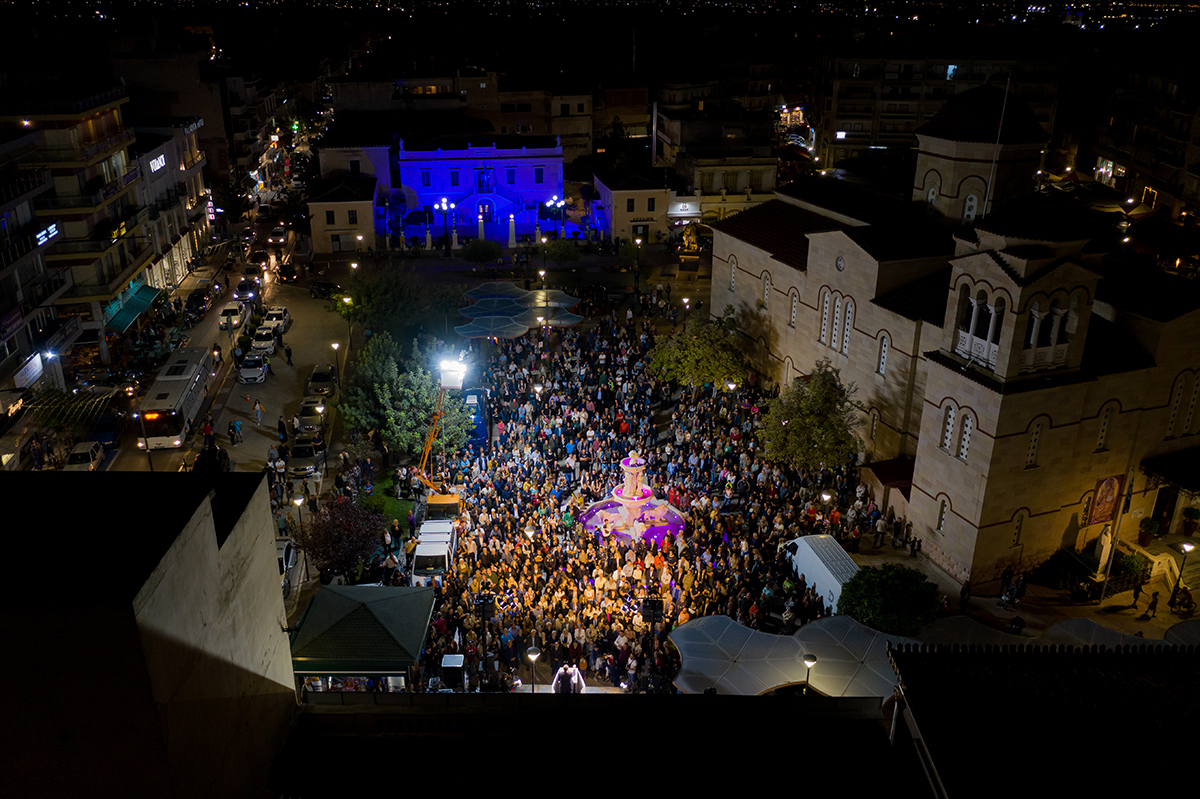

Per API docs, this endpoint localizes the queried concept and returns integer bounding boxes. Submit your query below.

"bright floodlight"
[439,359,467,390]
[803,654,817,669]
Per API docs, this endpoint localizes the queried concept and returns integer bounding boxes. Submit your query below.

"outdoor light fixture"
[316,405,325,414]
[351,262,358,269]
[356,235,363,241]
[821,492,832,503]
[527,645,542,694]
[803,654,817,695]
[727,382,737,390]
[343,296,351,304]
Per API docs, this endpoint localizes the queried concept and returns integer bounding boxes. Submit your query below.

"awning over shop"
[105,284,163,334]
[1141,446,1200,493]
[291,585,435,675]
[862,457,915,501]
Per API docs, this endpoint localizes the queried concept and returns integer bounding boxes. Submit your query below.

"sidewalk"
[848,541,1186,640]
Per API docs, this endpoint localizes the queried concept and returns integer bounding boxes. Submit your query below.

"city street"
[110,227,349,477]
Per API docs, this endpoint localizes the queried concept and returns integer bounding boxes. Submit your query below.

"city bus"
[135,346,216,450]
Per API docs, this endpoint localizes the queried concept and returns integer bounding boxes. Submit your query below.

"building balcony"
[1021,342,1068,372]
[0,169,51,210]
[34,165,140,217]
[57,240,154,304]
[955,330,999,370]
[31,127,136,168]
[31,315,82,356]
[19,270,70,314]
[181,150,206,172]
[0,219,61,271]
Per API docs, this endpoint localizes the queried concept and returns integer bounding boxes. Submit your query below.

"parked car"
[277,538,297,596]
[275,262,297,282]
[218,301,247,330]
[309,281,341,299]
[250,325,277,354]
[247,248,270,267]
[63,440,105,472]
[192,444,231,474]
[239,228,255,246]
[268,225,288,244]
[238,352,269,383]
[306,364,338,397]
[185,287,212,314]
[90,410,127,449]
[287,433,329,478]
[264,306,291,333]
[295,395,327,433]
[232,279,258,302]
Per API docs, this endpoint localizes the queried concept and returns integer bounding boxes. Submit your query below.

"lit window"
[941,406,956,450]
[957,414,973,460]
[877,335,889,376]
[729,256,737,292]
[870,411,878,440]
[763,274,771,307]
[937,500,947,532]
[790,293,798,327]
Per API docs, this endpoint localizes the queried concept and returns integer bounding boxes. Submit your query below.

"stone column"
[451,228,459,250]
[478,214,485,242]
[424,224,432,251]
[1027,310,1042,350]
[1048,307,1063,345]
[508,214,517,249]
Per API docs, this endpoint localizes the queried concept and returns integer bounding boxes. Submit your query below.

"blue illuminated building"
[394,135,564,246]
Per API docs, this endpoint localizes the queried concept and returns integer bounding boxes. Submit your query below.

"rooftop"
[319,110,397,149]
[915,84,1048,145]
[1095,254,1200,323]
[972,194,1108,243]
[405,133,559,152]
[891,644,1200,797]
[709,199,846,271]
[308,172,378,204]
[592,166,680,193]
[0,473,264,606]
[872,266,953,326]
[842,222,952,262]
[777,176,907,226]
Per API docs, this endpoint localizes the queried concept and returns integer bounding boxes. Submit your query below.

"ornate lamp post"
[436,197,455,256]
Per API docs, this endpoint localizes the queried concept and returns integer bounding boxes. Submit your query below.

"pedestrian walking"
[232,418,243,443]
[228,421,237,446]
[253,399,264,425]
[203,419,215,447]
[1147,591,1160,618]
[292,412,301,435]
[213,343,223,365]
[1131,580,1145,608]
[285,344,293,366]
[278,415,289,444]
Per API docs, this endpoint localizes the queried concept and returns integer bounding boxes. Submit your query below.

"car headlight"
[173,440,181,446]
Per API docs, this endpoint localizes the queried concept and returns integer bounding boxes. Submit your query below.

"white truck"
[785,534,860,613]
[411,542,451,587]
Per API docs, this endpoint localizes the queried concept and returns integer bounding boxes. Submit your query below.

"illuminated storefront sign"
[36,223,59,246]
[150,154,167,173]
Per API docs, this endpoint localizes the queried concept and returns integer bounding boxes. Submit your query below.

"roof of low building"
[1094,254,1200,323]
[319,110,398,148]
[776,176,908,226]
[592,166,680,193]
[843,223,953,262]
[915,83,1049,145]
[709,199,846,270]
[891,644,1200,797]
[291,585,436,671]
[308,172,378,204]
[872,266,952,326]
[0,473,264,606]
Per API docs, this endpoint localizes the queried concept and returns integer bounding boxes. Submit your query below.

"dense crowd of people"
[397,286,905,694]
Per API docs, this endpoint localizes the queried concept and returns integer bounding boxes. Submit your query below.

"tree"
[646,305,745,391]
[422,282,466,336]
[461,239,502,266]
[837,564,939,636]
[759,357,863,472]
[543,238,581,268]
[337,332,473,457]
[330,263,419,332]
[294,500,386,580]
[22,388,114,436]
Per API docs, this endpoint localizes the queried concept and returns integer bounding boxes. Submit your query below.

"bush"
[1032,548,1098,590]
[1139,518,1160,538]
[1114,551,1150,579]
[249,314,264,330]
[837,564,939,636]
[461,238,502,265]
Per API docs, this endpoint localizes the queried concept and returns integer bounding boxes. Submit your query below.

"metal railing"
[29,128,135,164]
[0,170,51,207]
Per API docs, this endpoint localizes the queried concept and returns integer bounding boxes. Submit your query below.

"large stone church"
[713,85,1200,584]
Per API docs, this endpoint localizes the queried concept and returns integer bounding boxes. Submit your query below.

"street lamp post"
[538,269,546,290]
[803,654,817,695]
[1170,542,1195,606]
[544,195,565,237]
[682,297,689,327]
[293,495,305,529]
[540,236,547,274]
[634,237,642,293]
[437,198,455,256]
[342,295,353,350]
[526,644,541,693]
[331,342,341,387]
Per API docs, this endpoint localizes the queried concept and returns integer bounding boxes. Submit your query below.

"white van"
[418,519,457,554]
[410,542,451,587]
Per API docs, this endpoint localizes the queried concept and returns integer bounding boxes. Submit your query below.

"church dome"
[915,84,1048,145]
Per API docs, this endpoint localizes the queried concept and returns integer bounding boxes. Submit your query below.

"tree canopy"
[646,305,745,390]
[294,500,386,579]
[338,332,473,457]
[836,564,939,636]
[759,358,863,472]
[461,239,502,265]
[543,238,581,268]
[330,263,419,332]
